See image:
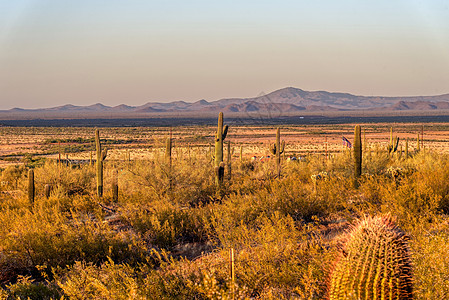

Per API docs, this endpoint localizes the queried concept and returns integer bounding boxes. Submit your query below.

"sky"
[0,0,449,109]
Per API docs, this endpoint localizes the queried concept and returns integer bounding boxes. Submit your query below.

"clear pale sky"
[1,1,448,109]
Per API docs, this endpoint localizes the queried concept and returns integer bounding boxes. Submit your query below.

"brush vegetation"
[0,124,448,299]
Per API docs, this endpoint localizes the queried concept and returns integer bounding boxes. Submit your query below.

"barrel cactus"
[328,215,413,300]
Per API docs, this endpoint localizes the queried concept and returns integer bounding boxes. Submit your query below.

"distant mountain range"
[2,87,449,119]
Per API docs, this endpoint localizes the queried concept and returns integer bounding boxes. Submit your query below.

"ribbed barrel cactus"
[328,215,413,300]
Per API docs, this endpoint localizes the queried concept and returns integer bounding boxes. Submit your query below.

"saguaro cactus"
[165,136,172,167]
[328,215,413,300]
[353,125,362,188]
[388,128,400,155]
[95,129,108,198]
[215,112,228,186]
[270,127,285,178]
[28,169,35,204]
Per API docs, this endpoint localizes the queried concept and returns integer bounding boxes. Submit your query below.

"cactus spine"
[95,129,108,198]
[269,127,285,178]
[214,112,228,186]
[353,125,362,188]
[28,169,34,204]
[328,215,413,300]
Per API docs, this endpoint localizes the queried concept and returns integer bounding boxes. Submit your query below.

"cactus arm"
[270,143,276,155]
[222,125,228,140]
[280,140,285,154]
[101,148,108,161]
[393,137,399,152]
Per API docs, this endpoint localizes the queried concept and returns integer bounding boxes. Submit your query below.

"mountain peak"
[2,87,449,118]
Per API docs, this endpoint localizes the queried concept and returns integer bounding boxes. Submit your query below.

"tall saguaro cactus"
[270,127,285,178]
[95,129,108,198]
[353,125,362,188]
[215,112,228,186]
[28,169,35,204]
[328,215,413,300]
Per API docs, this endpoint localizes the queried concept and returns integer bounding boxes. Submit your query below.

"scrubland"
[0,124,448,299]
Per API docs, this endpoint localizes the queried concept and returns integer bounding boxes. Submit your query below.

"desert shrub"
[198,213,331,299]
[119,158,216,206]
[3,275,61,300]
[0,201,147,283]
[0,165,26,190]
[413,225,449,299]
[34,161,95,196]
[55,260,142,300]
[3,127,449,298]
[119,199,212,249]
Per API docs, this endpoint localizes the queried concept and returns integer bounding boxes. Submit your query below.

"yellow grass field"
[0,122,448,299]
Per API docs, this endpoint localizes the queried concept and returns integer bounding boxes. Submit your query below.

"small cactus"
[328,215,413,300]
[95,129,108,198]
[269,127,285,178]
[388,127,400,154]
[44,184,51,199]
[28,169,34,204]
[353,125,362,188]
[215,112,228,186]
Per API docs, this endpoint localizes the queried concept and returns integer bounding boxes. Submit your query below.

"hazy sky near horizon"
[1,1,449,109]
